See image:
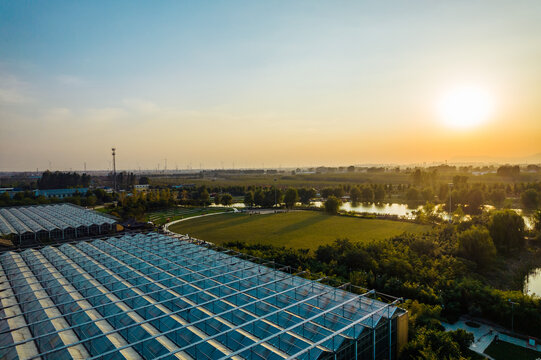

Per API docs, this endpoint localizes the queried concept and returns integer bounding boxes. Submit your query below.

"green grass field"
[484,340,541,360]
[168,211,431,249]
[146,207,231,226]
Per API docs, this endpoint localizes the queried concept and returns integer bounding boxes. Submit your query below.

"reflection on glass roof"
[0,233,403,360]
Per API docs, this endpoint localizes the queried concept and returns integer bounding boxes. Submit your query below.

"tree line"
[37,171,91,189]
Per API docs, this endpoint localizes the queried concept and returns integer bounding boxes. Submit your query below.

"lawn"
[146,207,231,226]
[168,211,431,250]
[484,340,541,360]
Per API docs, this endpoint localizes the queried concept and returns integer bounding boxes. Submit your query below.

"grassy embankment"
[169,211,431,250]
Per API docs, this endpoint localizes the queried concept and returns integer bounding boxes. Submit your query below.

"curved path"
[163,208,239,236]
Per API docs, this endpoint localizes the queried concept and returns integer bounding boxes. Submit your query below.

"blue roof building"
[34,188,89,199]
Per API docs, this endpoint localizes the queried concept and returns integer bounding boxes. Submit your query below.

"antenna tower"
[112,148,117,192]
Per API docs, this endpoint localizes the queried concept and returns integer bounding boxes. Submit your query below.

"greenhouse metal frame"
[0,233,407,360]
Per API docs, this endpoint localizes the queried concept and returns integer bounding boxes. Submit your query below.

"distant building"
[0,188,22,198]
[34,188,89,198]
[134,184,150,190]
[0,188,89,199]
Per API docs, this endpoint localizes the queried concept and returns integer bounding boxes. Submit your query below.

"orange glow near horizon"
[0,2,540,170]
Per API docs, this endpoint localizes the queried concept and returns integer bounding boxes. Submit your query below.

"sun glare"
[437,85,494,128]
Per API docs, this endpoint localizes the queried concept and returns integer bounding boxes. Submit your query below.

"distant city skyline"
[1,1,541,171]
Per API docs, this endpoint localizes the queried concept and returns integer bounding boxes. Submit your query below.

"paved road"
[443,318,541,357]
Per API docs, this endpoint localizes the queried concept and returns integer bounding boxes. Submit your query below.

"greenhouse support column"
[389,308,392,360]
[373,315,376,360]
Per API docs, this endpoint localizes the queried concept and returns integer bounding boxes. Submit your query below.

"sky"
[1,0,540,171]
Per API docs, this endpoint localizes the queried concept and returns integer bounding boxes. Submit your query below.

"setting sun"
[438,85,494,129]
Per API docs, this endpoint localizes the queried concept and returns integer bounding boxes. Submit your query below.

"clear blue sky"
[1,1,540,170]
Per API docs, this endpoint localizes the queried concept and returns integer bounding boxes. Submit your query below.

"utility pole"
[274,178,277,208]
[508,299,518,332]
[112,148,116,192]
[448,183,453,223]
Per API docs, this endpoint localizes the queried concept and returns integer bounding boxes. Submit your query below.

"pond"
[524,268,541,297]
[209,201,533,228]
[310,201,422,218]
[209,203,245,208]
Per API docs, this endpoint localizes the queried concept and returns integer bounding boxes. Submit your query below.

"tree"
[449,329,474,354]
[497,165,520,179]
[452,205,465,223]
[465,188,484,214]
[220,193,233,206]
[533,210,541,233]
[243,191,254,207]
[421,187,434,202]
[374,185,385,202]
[262,187,282,207]
[333,187,345,198]
[489,189,506,208]
[457,226,496,269]
[254,189,264,206]
[214,194,221,205]
[283,188,298,209]
[350,186,362,203]
[38,170,90,189]
[412,169,423,186]
[401,328,463,360]
[199,189,210,204]
[320,188,335,198]
[521,188,539,210]
[488,210,525,253]
[361,187,374,202]
[324,196,341,214]
[298,188,316,204]
[86,195,97,207]
[406,188,420,202]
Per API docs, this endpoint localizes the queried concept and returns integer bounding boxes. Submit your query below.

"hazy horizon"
[1,1,541,171]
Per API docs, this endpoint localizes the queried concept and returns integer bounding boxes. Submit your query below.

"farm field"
[146,207,231,226]
[168,211,431,249]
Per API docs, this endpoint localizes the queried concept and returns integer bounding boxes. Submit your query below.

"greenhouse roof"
[0,204,116,237]
[0,233,401,360]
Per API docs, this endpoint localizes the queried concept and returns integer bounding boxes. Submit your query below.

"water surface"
[524,268,541,297]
